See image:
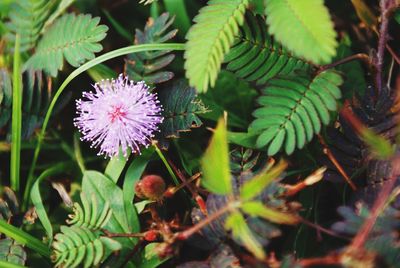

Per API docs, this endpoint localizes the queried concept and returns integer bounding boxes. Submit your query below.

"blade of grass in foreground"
[11,34,22,193]
[0,219,51,258]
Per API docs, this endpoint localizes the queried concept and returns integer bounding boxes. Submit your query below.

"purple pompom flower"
[74,74,163,158]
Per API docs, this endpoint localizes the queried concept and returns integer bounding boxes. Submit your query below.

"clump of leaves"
[125,12,177,85]
[199,118,300,259]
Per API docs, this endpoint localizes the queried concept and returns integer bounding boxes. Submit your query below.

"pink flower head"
[74,74,163,158]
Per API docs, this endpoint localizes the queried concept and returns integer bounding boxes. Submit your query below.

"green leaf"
[0,260,26,268]
[184,0,250,92]
[227,131,258,149]
[137,243,169,268]
[250,70,343,155]
[134,200,154,214]
[10,34,21,192]
[0,219,50,258]
[0,69,12,129]
[265,0,338,64]
[67,193,112,230]
[125,13,177,85]
[224,211,265,259]
[199,71,257,128]
[225,12,312,86]
[201,118,232,195]
[123,147,154,232]
[41,0,76,32]
[164,0,191,36]
[105,150,130,183]
[334,35,366,98]
[24,13,108,76]
[86,63,117,83]
[241,201,300,225]
[158,79,207,144]
[240,160,287,200]
[31,162,75,243]
[0,238,26,265]
[81,171,137,247]
[52,225,121,268]
[5,0,56,51]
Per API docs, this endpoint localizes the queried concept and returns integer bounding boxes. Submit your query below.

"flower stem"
[153,142,180,186]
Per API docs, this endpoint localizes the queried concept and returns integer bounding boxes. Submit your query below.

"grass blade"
[0,219,50,258]
[11,34,22,193]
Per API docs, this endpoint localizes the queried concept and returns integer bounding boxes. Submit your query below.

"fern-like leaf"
[1,69,55,139]
[24,13,108,77]
[265,0,338,64]
[0,69,12,130]
[184,0,249,92]
[250,70,343,155]
[0,238,27,265]
[52,225,121,268]
[5,0,56,51]
[224,12,312,85]
[125,13,177,85]
[67,193,112,230]
[158,79,208,141]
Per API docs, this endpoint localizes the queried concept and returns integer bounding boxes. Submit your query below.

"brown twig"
[318,53,370,72]
[300,218,351,241]
[175,203,235,240]
[317,135,357,191]
[375,0,397,93]
[102,229,144,238]
[298,254,340,267]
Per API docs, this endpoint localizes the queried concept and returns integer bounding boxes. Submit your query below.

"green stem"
[22,43,186,210]
[153,143,179,186]
[11,34,21,193]
[0,219,51,258]
[74,132,86,173]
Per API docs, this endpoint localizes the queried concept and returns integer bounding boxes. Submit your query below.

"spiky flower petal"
[74,74,163,157]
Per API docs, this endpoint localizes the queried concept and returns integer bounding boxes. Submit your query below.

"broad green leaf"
[134,200,154,214]
[361,128,395,160]
[201,118,232,195]
[265,0,338,64]
[225,211,265,259]
[199,71,257,128]
[123,147,154,232]
[241,201,300,225]
[82,171,137,248]
[227,131,258,149]
[240,160,287,200]
[105,149,130,183]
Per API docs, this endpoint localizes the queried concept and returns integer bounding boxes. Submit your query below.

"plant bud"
[135,175,166,200]
[143,230,159,241]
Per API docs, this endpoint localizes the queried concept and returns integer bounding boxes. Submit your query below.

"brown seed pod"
[135,175,166,200]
